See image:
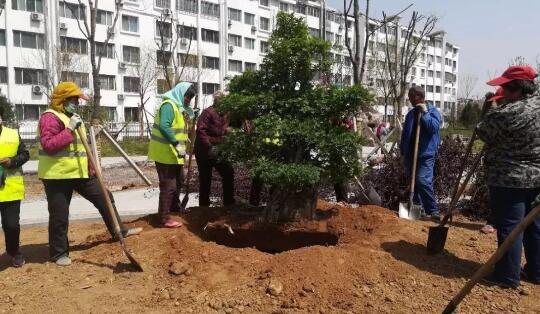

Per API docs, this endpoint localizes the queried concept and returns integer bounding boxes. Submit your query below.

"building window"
[435,86,441,93]
[228,8,241,22]
[296,4,306,14]
[99,75,116,90]
[427,70,433,78]
[436,56,442,63]
[124,107,140,122]
[307,6,320,17]
[178,25,197,40]
[177,0,197,14]
[60,36,87,54]
[260,17,270,31]
[0,67,8,84]
[123,76,140,93]
[228,34,242,47]
[156,50,172,66]
[95,42,115,59]
[309,28,319,38]
[244,37,255,50]
[13,30,44,49]
[155,0,171,8]
[96,10,113,26]
[202,28,219,43]
[202,56,219,69]
[157,79,168,94]
[156,21,172,38]
[178,53,198,67]
[228,59,242,72]
[245,62,256,72]
[15,68,44,85]
[12,0,44,12]
[123,45,140,63]
[201,1,219,18]
[436,71,441,79]
[259,0,269,7]
[122,15,139,33]
[59,2,85,20]
[426,85,433,93]
[0,30,5,46]
[279,2,288,11]
[61,71,89,88]
[16,104,47,121]
[202,83,220,95]
[420,69,425,78]
[244,12,255,25]
[260,41,268,53]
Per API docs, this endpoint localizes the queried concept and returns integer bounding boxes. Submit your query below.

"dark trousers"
[43,177,126,260]
[195,155,235,207]
[155,162,183,221]
[406,156,439,214]
[334,183,349,202]
[490,186,540,286]
[0,200,21,256]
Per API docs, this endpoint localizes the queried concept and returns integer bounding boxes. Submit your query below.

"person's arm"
[39,113,75,155]
[157,103,179,145]
[6,136,30,168]
[419,108,441,134]
[196,110,214,148]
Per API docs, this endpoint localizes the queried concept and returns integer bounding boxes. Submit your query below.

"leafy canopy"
[218,12,373,188]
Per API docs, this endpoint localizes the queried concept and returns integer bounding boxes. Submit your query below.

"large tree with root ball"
[218,12,373,222]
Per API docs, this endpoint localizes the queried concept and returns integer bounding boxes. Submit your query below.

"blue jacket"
[400,102,441,164]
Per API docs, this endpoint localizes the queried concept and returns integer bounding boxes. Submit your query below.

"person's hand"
[415,103,428,113]
[225,127,233,135]
[208,146,218,160]
[532,193,540,208]
[67,114,82,131]
[175,144,186,157]
[0,158,11,168]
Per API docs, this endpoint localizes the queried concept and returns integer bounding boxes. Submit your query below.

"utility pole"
[196,0,203,108]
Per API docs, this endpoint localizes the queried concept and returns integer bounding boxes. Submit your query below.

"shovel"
[427,142,484,254]
[77,128,144,272]
[179,106,200,211]
[341,157,382,206]
[399,110,423,220]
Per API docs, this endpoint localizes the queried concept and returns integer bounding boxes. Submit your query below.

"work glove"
[175,143,186,158]
[416,103,428,113]
[532,193,540,208]
[67,114,82,131]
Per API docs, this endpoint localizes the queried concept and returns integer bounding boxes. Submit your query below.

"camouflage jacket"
[476,93,540,189]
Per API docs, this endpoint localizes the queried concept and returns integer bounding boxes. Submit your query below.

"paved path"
[23,156,150,174]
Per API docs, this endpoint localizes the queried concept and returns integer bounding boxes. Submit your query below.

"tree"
[218,12,373,222]
[459,74,478,101]
[64,0,122,121]
[459,101,481,129]
[129,46,158,137]
[0,95,15,124]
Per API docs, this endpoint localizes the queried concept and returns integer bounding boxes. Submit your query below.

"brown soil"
[0,201,537,313]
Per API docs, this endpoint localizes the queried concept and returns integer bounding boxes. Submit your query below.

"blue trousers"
[490,186,540,286]
[406,156,439,215]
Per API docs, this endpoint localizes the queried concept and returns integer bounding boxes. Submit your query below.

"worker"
[477,65,540,288]
[400,86,442,221]
[0,107,29,267]
[148,82,196,227]
[38,82,142,266]
[194,91,235,207]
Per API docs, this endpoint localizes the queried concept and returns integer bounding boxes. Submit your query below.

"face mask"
[64,99,79,114]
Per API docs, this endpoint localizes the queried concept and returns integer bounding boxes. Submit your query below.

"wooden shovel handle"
[408,110,422,210]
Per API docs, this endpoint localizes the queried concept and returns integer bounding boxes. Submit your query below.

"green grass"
[28,138,150,160]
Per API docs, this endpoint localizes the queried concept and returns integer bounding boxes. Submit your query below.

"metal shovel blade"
[398,202,422,220]
[427,225,449,255]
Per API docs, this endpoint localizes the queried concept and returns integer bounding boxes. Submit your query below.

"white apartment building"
[0,0,459,125]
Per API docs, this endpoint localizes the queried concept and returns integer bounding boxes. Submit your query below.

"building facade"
[0,0,459,125]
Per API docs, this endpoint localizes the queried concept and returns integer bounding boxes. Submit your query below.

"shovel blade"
[120,242,144,272]
[398,202,422,220]
[427,226,449,255]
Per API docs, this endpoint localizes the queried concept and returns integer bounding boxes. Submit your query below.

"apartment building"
[0,0,459,124]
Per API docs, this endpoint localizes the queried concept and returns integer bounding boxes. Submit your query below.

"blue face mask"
[64,99,79,114]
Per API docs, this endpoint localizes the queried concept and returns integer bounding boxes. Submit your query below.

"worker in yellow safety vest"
[38,82,142,267]
[0,106,29,267]
[148,82,196,228]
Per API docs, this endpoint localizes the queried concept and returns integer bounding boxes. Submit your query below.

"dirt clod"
[267,279,284,296]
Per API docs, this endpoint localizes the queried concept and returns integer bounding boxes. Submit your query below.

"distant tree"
[0,95,16,124]
[459,101,481,129]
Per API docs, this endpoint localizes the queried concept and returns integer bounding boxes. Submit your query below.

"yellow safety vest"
[0,127,25,202]
[37,109,89,179]
[148,99,189,165]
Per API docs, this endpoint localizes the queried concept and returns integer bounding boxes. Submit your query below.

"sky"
[326,0,540,97]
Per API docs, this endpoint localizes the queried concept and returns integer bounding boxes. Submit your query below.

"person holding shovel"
[0,106,29,267]
[38,82,142,266]
[148,82,197,227]
[400,86,442,221]
[476,65,540,288]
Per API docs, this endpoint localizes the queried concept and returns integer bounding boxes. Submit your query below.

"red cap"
[487,65,538,86]
[488,87,504,102]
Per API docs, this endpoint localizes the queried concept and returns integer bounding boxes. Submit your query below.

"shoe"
[161,218,183,228]
[11,253,25,268]
[480,224,496,234]
[55,255,72,267]
[123,227,143,238]
[521,268,540,285]
[420,212,440,222]
[482,275,519,289]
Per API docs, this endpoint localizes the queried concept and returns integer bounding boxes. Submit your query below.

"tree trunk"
[265,184,318,223]
[352,0,361,85]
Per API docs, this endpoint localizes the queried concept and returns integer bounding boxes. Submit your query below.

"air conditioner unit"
[228,45,234,53]
[117,94,125,100]
[107,27,115,36]
[31,12,43,21]
[32,85,43,95]
[118,62,127,69]
[228,19,232,26]
[59,22,68,30]
[251,25,257,32]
